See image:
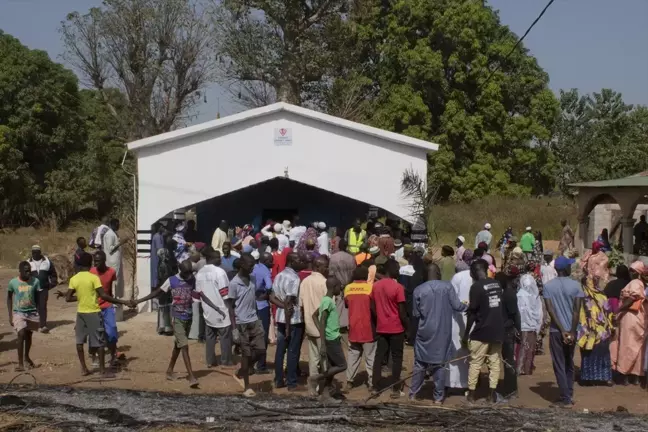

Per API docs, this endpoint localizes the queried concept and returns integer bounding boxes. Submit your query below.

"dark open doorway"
[262,208,298,225]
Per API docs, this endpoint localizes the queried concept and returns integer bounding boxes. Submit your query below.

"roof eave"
[126,102,439,153]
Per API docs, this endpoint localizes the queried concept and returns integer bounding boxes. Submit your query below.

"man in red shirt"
[90,251,119,366]
[370,259,407,398]
[344,266,376,392]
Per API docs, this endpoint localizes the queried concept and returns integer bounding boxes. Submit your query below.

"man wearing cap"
[474,224,492,252]
[316,222,330,256]
[455,236,466,264]
[28,245,58,333]
[520,227,536,258]
[542,256,584,408]
[541,250,558,285]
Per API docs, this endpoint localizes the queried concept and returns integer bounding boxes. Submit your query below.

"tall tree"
[0,31,85,225]
[212,0,351,107]
[61,0,216,139]
[334,0,560,201]
[553,88,648,193]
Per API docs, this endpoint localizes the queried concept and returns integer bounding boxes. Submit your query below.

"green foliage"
[0,31,85,224]
[553,88,648,192]
[331,0,561,201]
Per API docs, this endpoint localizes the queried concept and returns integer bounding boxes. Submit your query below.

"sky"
[1,0,647,124]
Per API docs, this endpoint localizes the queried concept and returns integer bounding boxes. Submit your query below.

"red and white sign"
[273,127,293,145]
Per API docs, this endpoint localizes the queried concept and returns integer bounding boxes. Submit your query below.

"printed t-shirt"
[69,271,103,314]
[344,281,374,343]
[160,275,196,320]
[318,296,340,341]
[468,278,504,343]
[370,278,406,334]
[195,264,231,328]
[90,267,117,309]
[543,277,584,333]
[8,277,40,313]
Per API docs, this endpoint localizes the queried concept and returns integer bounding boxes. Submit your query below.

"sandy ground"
[0,269,645,415]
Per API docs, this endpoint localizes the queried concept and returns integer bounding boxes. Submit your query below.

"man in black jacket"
[28,245,58,333]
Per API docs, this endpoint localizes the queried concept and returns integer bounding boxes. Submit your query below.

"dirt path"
[0,269,645,417]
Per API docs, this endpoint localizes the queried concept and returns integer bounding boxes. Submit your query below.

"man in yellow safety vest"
[345,219,366,254]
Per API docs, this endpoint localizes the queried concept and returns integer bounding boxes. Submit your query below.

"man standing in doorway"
[271,253,304,390]
[371,259,408,399]
[28,245,57,333]
[463,259,505,404]
[543,256,583,408]
[345,219,366,255]
[212,220,229,253]
[220,242,237,274]
[317,222,330,257]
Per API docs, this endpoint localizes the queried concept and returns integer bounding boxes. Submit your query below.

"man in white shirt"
[102,218,130,317]
[317,222,330,256]
[541,250,558,284]
[195,248,234,367]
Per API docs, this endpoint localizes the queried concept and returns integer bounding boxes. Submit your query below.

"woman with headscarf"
[597,228,612,252]
[516,267,543,375]
[611,260,647,385]
[604,265,631,313]
[156,238,178,335]
[578,276,614,385]
[172,221,190,263]
[240,224,255,247]
[581,241,610,285]
[295,226,318,254]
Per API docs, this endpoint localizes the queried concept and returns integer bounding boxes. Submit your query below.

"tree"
[553,88,648,193]
[0,31,86,225]
[335,0,560,201]
[61,0,216,140]
[211,0,351,107]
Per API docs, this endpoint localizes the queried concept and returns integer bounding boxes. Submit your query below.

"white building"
[127,102,438,311]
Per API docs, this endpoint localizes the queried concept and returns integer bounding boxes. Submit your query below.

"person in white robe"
[211,220,228,252]
[447,268,473,389]
[316,222,330,256]
[103,218,129,319]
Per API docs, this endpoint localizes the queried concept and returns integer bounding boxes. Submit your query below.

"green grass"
[430,196,578,246]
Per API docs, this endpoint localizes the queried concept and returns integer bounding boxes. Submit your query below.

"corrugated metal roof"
[569,173,648,188]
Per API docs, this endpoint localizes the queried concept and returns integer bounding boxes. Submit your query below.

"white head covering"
[317,222,326,230]
[484,223,491,230]
[525,226,532,232]
[273,223,283,233]
[251,250,260,260]
[517,274,543,332]
[282,220,292,230]
[457,235,466,243]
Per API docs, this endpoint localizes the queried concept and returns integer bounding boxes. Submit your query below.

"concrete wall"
[588,203,648,245]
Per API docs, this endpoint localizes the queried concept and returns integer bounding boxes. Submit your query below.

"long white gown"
[447,270,473,389]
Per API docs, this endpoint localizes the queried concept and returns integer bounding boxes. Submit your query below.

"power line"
[480,0,556,91]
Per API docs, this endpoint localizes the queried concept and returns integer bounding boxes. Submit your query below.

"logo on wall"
[274,128,293,145]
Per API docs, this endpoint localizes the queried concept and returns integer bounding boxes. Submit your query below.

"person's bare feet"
[188,377,199,388]
[307,376,319,397]
[81,368,92,376]
[166,372,177,381]
[25,358,35,369]
[15,365,25,372]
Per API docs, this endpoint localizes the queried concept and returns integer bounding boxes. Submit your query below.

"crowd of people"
[5,215,648,406]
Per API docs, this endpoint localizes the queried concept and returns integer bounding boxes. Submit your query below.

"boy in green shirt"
[308,277,347,400]
[7,262,42,371]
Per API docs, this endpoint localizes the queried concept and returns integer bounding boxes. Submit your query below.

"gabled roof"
[127,102,439,152]
[569,172,648,188]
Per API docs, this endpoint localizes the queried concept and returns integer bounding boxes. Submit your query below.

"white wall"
[133,111,430,308]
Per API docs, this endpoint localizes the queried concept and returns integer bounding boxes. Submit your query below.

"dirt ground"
[0,269,645,416]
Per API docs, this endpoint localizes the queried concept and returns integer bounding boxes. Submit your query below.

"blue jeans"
[256,307,270,370]
[409,360,446,402]
[275,323,304,388]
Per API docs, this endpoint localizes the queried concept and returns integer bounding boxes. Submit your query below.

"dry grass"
[0,222,94,269]
[431,196,577,245]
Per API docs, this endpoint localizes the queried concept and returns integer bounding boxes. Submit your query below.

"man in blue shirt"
[542,256,584,408]
[220,242,237,273]
[252,252,273,373]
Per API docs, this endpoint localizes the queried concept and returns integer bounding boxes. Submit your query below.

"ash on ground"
[0,385,646,431]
